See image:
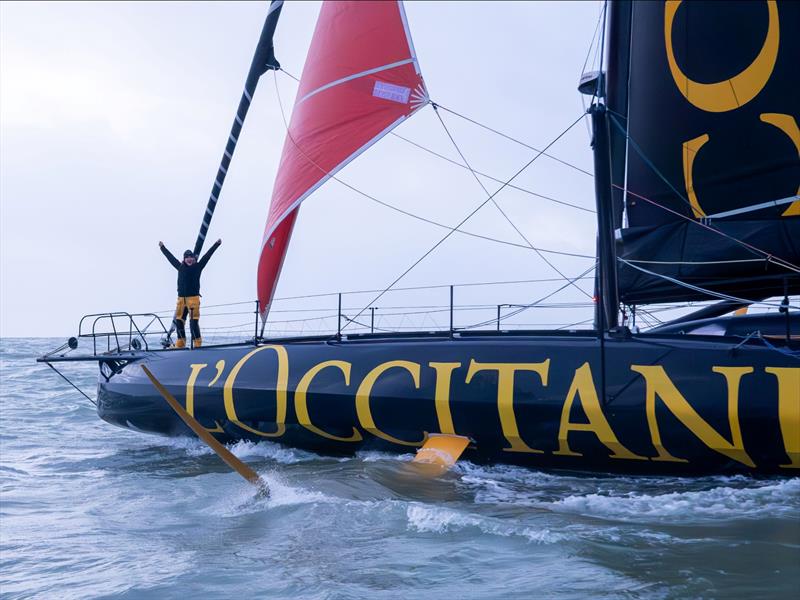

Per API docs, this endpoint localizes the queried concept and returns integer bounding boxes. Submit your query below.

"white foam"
[159,436,211,457]
[227,440,321,464]
[545,478,800,522]
[405,504,566,544]
[263,472,333,508]
[206,471,337,517]
[357,450,416,463]
[156,437,323,464]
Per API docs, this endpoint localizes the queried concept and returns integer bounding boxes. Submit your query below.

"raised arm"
[198,239,222,269]
[159,242,181,269]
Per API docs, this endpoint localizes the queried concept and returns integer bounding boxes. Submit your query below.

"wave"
[544,478,800,522]
[405,503,567,544]
[154,436,326,464]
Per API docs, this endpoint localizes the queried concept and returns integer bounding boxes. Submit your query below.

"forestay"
[257,0,428,319]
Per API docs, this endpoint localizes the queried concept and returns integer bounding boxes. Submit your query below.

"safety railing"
[77,312,173,355]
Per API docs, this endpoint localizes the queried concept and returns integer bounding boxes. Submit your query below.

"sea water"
[1,338,798,599]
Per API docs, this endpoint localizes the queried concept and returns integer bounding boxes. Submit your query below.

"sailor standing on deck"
[159,239,221,348]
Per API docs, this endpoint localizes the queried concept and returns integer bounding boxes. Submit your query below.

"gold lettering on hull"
[295,360,362,442]
[208,359,225,387]
[465,359,549,454]
[179,344,795,470]
[355,360,426,447]
[185,363,224,433]
[186,363,207,417]
[632,365,755,467]
[554,363,647,460]
[429,362,462,435]
[765,367,800,469]
[223,345,288,438]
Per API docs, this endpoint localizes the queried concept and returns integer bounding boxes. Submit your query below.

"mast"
[587,1,628,331]
[590,103,620,331]
[193,0,284,256]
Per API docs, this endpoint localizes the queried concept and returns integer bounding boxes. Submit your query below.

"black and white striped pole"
[193,0,284,256]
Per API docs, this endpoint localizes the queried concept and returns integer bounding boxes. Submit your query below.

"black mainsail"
[608,0,799,306]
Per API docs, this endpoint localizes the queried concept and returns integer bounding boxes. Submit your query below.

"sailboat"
[40,0,799,475]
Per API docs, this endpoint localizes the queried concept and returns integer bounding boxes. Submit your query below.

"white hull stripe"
[214,180,222,188]
[299,59,415,104]
[219,165,227,174]
[235,115,244,126]
[706,194,799,219]
[199,231,206,240]
[224,150,232,160]
[202,219,210,228]
[268,0,283,15]
[211,193,218,202]
[229,134,238,144]
[206,207,213,217]
[244,89,252,102]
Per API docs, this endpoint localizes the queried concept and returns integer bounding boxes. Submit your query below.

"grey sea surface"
[1,338,798,599]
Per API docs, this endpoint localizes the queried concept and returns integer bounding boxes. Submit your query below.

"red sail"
[257,0,428,318]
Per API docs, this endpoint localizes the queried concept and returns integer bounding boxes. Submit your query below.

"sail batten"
[257,1,427,318]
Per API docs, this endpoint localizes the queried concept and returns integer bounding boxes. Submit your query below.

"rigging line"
[596,0,608,101]
[150,275,599,317]
[272,276,595,301]
[462,263,598,330]
[434,104,594,178]
[636,308,665,325]
[579,2,606,140]
[270,72,593,260]
[608,111,710,216]
[580,0,606,78]
[340,314,396,334]
[626,258,767,265]
[618,259,800,310]
[389,131,595,213]
[607,112,800,274]
[342,113,589,333]
[618,185,800,275]
[433,105,594,299]
[44,363,96,406]
[556,316,596,331]
[268,303,594,315]
[277,68,594,179]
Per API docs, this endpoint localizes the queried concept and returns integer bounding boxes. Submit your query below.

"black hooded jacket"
[160,241,221,296]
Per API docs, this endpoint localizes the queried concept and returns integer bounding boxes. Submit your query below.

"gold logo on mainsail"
[668,1,799,217]
[681,115,800,218]
[665,0,779,113]
[760,113,800,216]
[681,134,710,218]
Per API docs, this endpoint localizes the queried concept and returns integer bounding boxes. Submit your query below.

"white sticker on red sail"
[372,81,411,104]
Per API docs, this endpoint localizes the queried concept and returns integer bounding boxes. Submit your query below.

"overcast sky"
[1,1,604,338]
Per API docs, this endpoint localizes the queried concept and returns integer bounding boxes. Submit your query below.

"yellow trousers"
[174,295,201,320]
[173,296,202,348]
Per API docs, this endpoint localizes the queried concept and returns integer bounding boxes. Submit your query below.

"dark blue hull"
[97,331,799,475]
